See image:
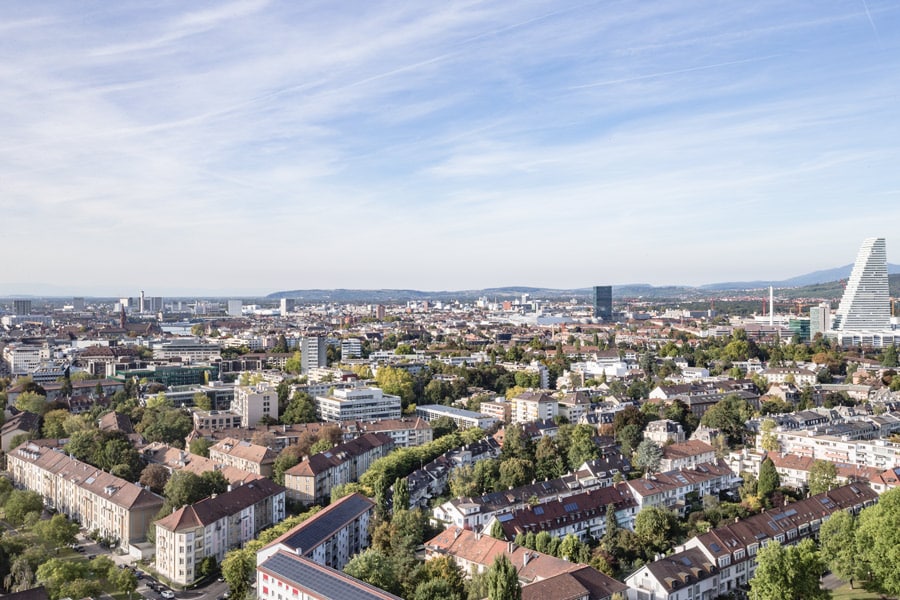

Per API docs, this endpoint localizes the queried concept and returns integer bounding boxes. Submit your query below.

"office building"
[301,336,327,373]
[13,300,31,315]
[72,297,86,311]
[227,299,243,317]
[315,387,402,422]
[832,237,891,331]
[592,285,612,320]
[280,298,296,315]
[809,302,831,338]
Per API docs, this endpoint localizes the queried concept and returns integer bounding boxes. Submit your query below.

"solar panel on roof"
[564,502,579,513]
[709,542,722,553]
[498,514,514,522]
[533,507,544,515]
[681,557,693,566]
[819,497,833,506]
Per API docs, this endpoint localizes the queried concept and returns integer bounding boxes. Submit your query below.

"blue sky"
[1,1,899,296]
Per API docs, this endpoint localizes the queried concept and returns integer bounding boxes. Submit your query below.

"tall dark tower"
[592,286,612,320]
[120,305,127,329]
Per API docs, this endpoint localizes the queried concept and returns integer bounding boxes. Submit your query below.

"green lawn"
[831,582,894,600]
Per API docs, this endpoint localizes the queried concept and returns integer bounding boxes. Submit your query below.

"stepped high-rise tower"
[831,237,890,332]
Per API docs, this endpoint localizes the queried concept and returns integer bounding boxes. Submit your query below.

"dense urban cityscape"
[0,238,898,600]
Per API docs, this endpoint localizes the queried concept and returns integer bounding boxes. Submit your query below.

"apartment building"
[8,442,163,547]
[142,443,261,486]
[232,381,279,427]
[155,479,286,585]
[626,484,878,600]
[511,391,558,424]
[208,437,277,478]
[624,460,739,515]
[762,428,900,470]
[315,387,401,422]
[256,493,375,571]
[658,440,717,472]
[257,551,402,600]
[283,433,394,504]
[484,484,638,542]
[192,409,243,431]
[343,417,433,448]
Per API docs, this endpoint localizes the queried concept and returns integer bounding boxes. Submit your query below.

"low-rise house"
[8,442,163,547]
[142,442,261,486]
[425,528,627,600]
[643,419,686,445]
[155,479,286,586]
[658,440,716,472]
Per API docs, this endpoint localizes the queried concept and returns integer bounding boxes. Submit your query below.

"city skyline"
[2,2,900,295]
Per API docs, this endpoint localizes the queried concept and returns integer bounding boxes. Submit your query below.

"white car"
[161,591,175,599]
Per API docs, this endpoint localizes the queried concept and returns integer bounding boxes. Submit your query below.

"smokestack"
[769,286,774,326]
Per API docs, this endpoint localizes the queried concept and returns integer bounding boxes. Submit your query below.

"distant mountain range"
[699,263,900,290]
[267,265,900,303]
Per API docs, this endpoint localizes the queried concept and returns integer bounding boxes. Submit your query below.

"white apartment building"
[208,437,278,478]
[511,391,558,424]
[8,442,164,547]
[760,429,900,470]
[232,381,279,427]
[315,387,401,422]
[301,336,327,373]
[155,479,285,586]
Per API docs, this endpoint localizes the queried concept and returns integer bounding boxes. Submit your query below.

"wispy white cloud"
[1,0,899,293]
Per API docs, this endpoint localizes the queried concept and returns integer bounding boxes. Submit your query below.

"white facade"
[833,237,891,331]
[232,381,279,427]
[315,387,402,422]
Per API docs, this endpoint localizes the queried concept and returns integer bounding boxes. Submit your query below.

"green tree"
[499,458,533,490]
[343,549,400,597]
[490,519,505,540]
[139,463,171,494]
[192,392,212,411]
[615,424,642,460]
[749,538,828,600]
[882,345,899,368]
[567,424,600,469]
[375,366,415,408]
[632,439,662,474]
[807,460,838,496]
[189,437,213,457]
[819,509,863,587]
[534,436,565,481]
[32,514,79,551]
[282,391,317,424]
[414,578,464,600]
[486,554,521,600]
[700,394,752,446]
[856,487,900,595]
[759,418,780,452]
[757,457,780,498]
[222,548,255,600]
[431,416,458,439]
[110,567,138,599]
[393,477,410,512]
[14,391,47,415]
[137,406,192,448]
[273,446,304,485]
[41,409,70,438]
[634,506,679,554]
[4,490,43,526]
[284,351,302,374]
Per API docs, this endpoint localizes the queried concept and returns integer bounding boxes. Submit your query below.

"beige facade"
[8,442,163,547]
[155,479,285,586]
[208,437,277,477]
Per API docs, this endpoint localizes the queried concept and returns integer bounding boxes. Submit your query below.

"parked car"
[161,590,175,599]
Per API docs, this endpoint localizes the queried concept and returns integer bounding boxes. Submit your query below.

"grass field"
[831,582,893,600]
